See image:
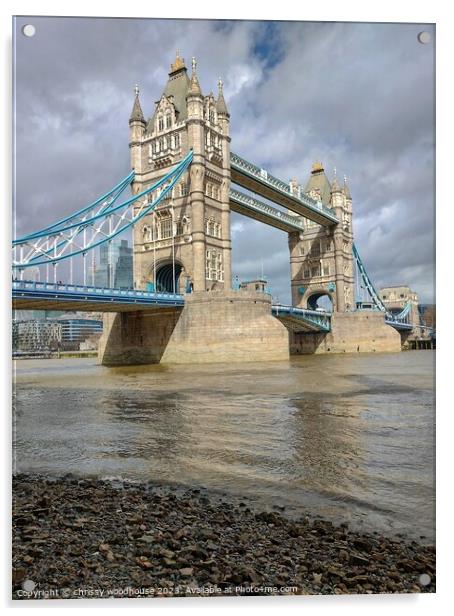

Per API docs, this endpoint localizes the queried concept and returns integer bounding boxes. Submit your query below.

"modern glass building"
[56,318,103,343]
[94,239,133,289]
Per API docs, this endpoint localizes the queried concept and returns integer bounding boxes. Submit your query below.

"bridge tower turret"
[186,57,206,291]
[129,85,146,190]
[288,163,355,312]
[129,52,232,293]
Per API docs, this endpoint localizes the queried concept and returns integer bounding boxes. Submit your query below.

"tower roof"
[169,51,186,75]
[216,77,229,116]
[129,85,145,123]
[147,52,191,130]
[304,162,332,206]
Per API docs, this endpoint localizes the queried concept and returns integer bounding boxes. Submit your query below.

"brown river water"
[12,351,435,541]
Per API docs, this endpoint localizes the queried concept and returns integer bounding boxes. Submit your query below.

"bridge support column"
[99,291,289,366]
[289,312,401,355]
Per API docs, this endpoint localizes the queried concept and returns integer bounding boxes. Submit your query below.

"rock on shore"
[12,474,435,599]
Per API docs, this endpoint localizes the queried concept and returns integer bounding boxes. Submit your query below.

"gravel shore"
[12,474,435,599]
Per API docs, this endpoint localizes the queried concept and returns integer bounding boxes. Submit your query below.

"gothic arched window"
[166,113,172,129]
[158,115,164,132]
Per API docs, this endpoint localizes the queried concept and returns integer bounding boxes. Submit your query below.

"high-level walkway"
[230,152,339,226]
[229,188,304,233]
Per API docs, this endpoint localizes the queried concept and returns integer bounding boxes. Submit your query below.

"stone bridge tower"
[129,53,232,293]
[288,163,355,312]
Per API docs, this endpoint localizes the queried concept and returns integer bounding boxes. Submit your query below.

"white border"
[1,1,451,614]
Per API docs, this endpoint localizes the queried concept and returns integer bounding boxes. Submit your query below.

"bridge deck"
[229,189,304,233]
[272,305,331,332]
[231,152,339,227]
[12,281,184,313]
[13,281,418,336]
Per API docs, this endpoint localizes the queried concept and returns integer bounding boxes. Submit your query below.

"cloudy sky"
[14,17,435,303]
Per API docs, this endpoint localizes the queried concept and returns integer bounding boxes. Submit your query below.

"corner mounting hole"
[417,31,431,44]
[22,24,36,37]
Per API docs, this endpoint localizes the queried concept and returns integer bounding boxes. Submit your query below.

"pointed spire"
[129,84,145,124]
[188,55,202,96]
[343,174,351,199]
[216,77,229,116]
[331,166,342,193]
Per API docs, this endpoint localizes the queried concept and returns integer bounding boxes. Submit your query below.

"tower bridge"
[12,53,430,365]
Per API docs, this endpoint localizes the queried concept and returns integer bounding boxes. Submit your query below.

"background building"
[13,320,61,352]
[94,239,133,289]
[55,317,103,348]
[13,312,103,353]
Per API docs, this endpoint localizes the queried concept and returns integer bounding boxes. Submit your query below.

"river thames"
[13,351,435,542]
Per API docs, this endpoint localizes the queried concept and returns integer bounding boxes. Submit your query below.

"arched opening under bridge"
[307,292,333,312]
[156,262,183,294]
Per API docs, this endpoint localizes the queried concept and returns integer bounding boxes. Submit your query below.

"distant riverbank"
[12,474,435,599]
[13,350,98,360]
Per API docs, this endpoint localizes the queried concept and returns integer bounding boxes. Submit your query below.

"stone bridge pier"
[99,290,289,366]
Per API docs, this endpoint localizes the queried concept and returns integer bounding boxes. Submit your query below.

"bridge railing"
[229,189,305,231]
[230,152,339,223]
[12,280,184,302]
[272,304,332,331]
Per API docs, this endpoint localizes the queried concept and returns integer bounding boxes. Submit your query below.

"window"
[151,141,157,154]
[206,218,221,237]
[206,249,223,281]
[180,182,188,197]
[311,264,321,277]
[303,269,310,278]
[310,241,320,257]
[160,217,173,239]
[174,133,180,148]
[322,263,330,276]
[165,113,172,129]
[209,109,215,123]
[158,116,164,132]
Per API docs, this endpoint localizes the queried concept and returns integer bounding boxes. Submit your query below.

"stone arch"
[155,260,184,294]
[303,287,335,312]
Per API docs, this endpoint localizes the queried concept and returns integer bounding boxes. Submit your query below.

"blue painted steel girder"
[12,280,184,313]
[272,304,331,332]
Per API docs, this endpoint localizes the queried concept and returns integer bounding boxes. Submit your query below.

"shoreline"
[12,473,435,599]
